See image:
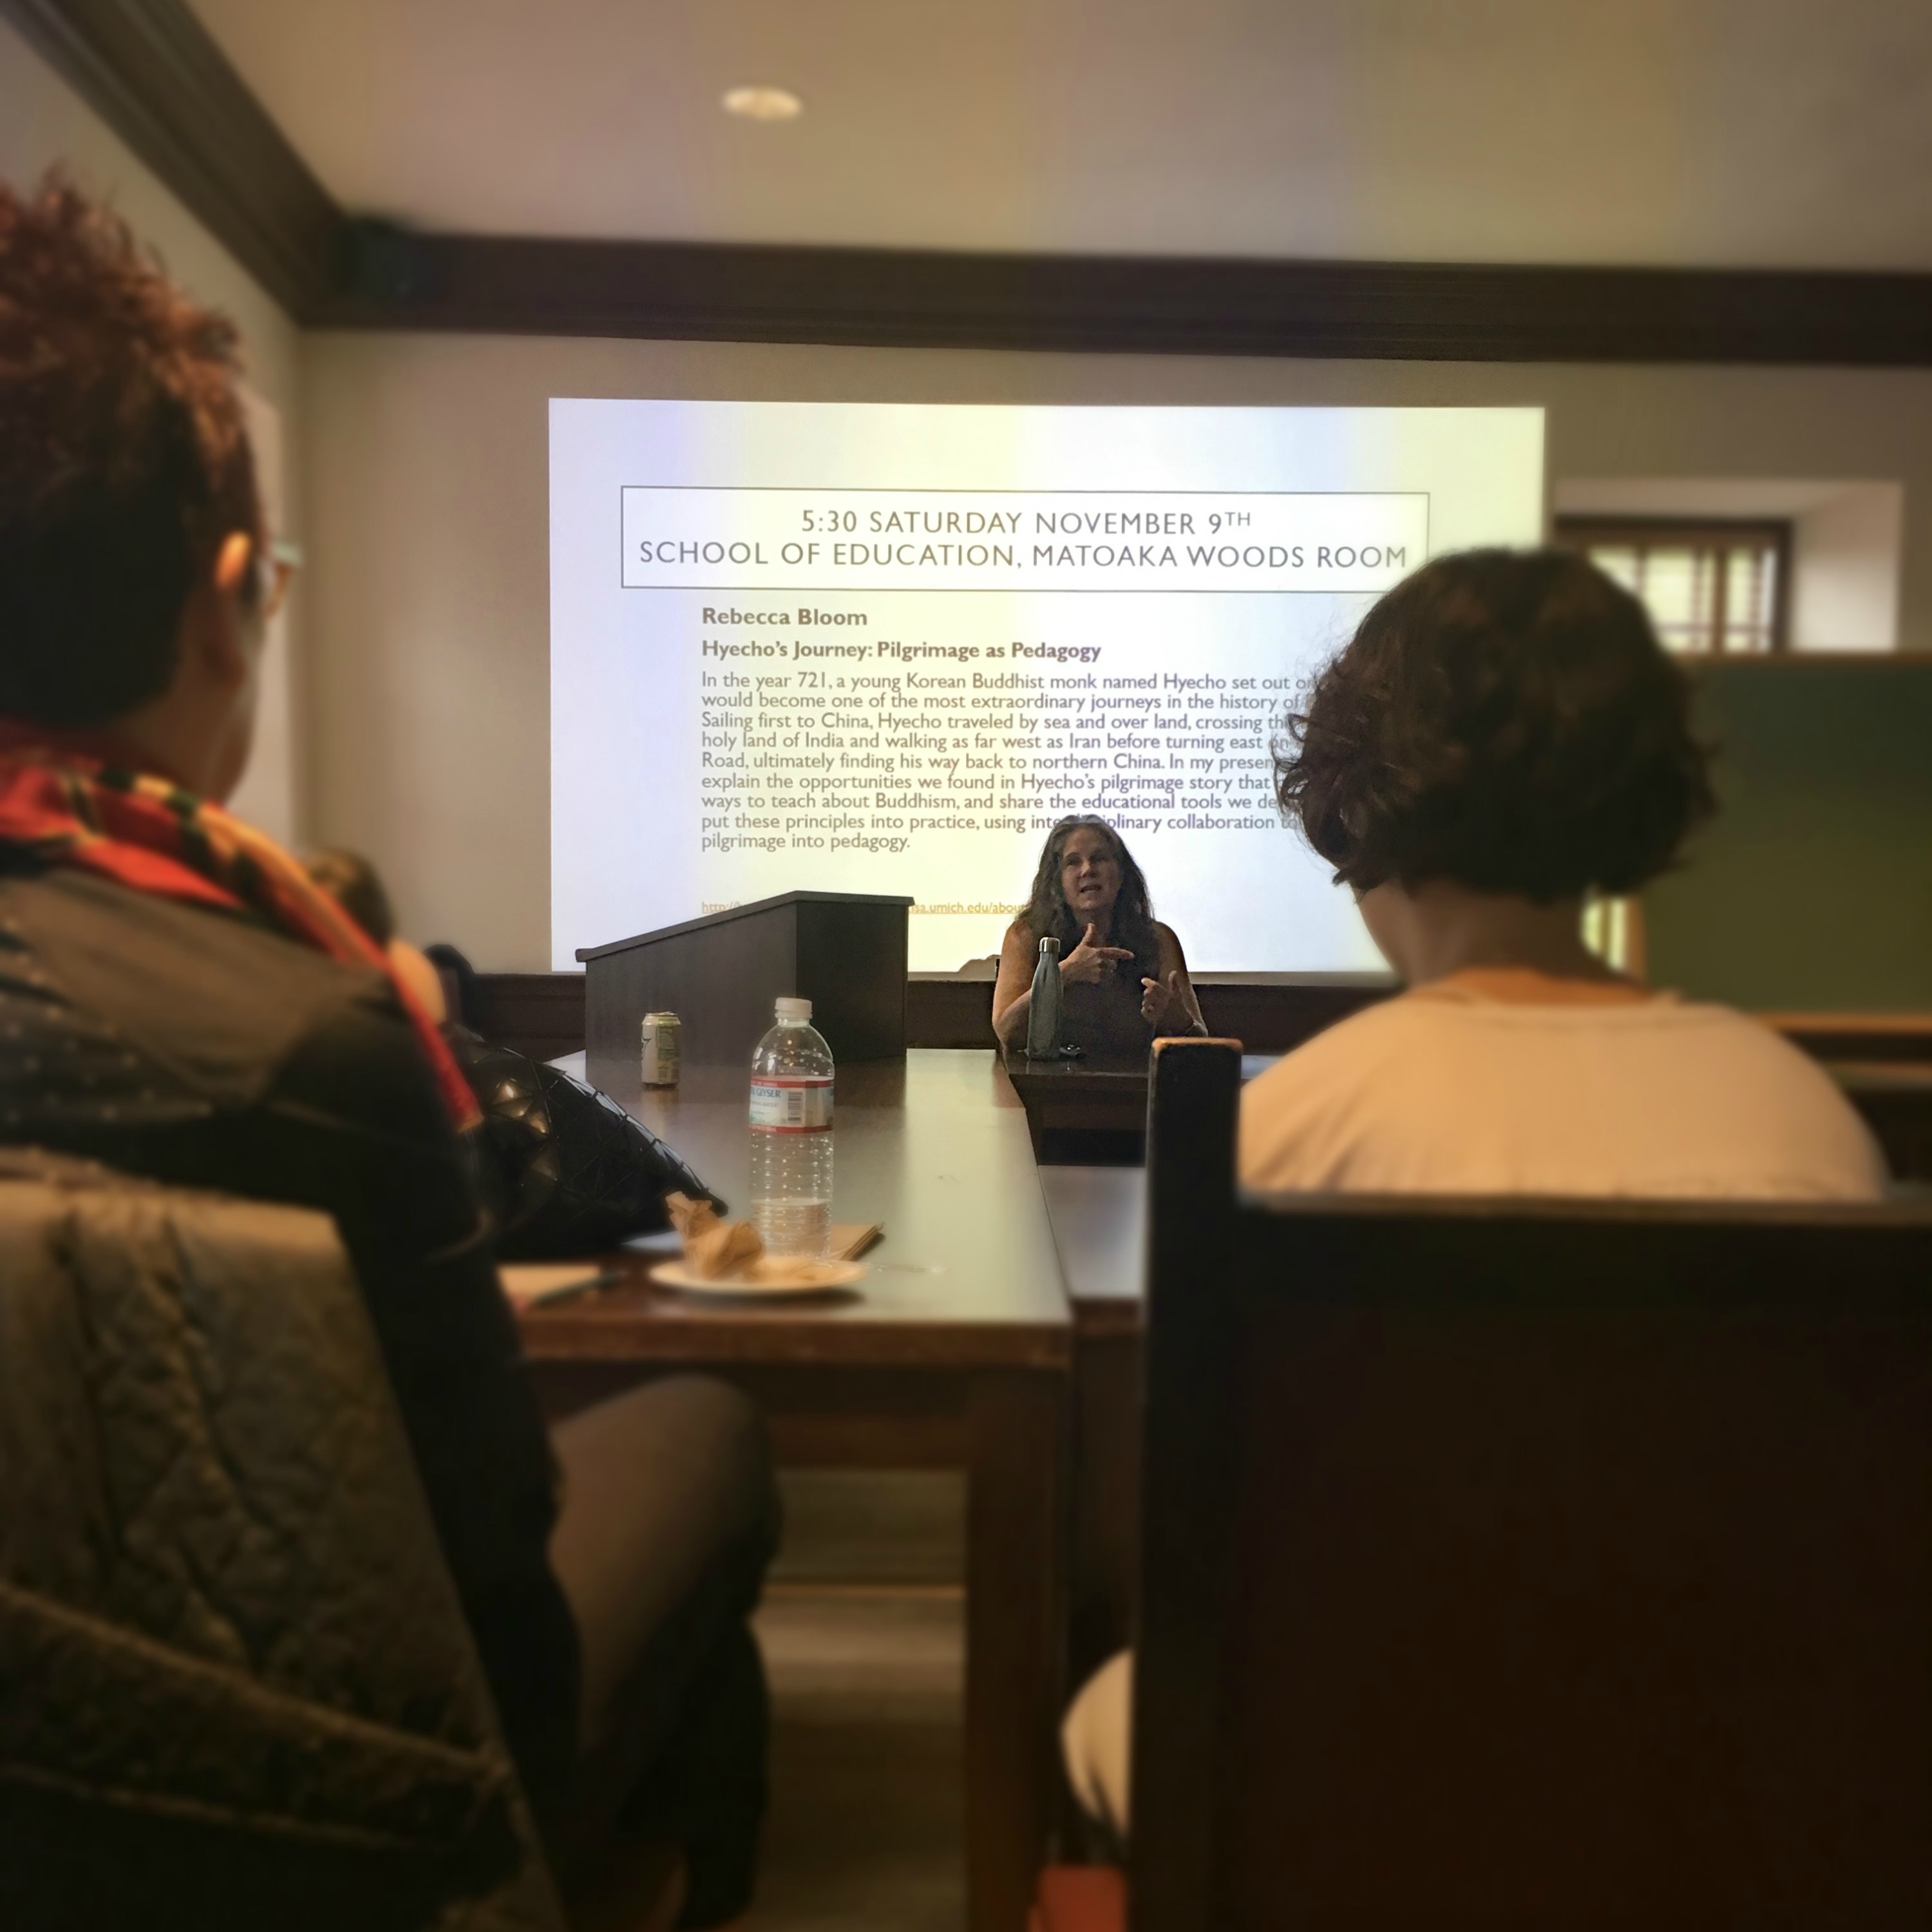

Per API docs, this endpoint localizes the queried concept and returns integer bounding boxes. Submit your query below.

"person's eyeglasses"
[256,538,303,623]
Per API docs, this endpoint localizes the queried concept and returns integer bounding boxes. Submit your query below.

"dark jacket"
[0,1150,565,1931]
[0,859,577,1801]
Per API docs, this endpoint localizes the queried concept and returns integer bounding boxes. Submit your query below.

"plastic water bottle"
[748,996,835,1257]
[1025,936,1063,1059]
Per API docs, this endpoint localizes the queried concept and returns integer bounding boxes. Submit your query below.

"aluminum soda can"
[640,1011,682,1087]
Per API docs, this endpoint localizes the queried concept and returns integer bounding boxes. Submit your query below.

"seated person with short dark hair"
[1063,547,1886,1839]
[0,180,773,1927]
[1242,546,1884,1198]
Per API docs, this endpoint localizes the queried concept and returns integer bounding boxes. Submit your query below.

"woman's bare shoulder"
[998,918,1039,969]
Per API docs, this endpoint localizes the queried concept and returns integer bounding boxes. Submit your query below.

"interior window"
[1555,518,1790,654]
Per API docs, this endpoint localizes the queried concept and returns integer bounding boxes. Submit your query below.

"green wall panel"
[1645,659,1932,1011]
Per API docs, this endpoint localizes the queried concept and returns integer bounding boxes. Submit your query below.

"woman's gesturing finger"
[1065,923,1136,983]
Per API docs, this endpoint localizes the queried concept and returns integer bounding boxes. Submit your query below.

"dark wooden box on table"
[578,889,912,1086]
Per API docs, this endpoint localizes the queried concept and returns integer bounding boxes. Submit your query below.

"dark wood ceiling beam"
[6,0,1931,365]
[1,0,345,317]
[327,225,1932,366]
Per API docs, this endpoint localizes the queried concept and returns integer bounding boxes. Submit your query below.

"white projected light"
[549,402,1544,972]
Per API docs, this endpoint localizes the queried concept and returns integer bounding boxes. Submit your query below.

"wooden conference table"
[520,1050,1070,1932]
[515,1036,1930,1927]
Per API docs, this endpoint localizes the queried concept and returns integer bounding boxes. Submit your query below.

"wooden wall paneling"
[1829,1066,1932,1184]
[905,974,1396,1052]
[489,970,1932,1078]
[907,976,998,1049]
[1762,1015,1932,1064]
[1192,978,1394,1052]
[469,971,587,1063]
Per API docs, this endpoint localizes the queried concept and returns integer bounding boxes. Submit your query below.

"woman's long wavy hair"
[1016,816,1160,987]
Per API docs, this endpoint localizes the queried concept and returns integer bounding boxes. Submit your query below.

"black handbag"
[448,1028,724,1258]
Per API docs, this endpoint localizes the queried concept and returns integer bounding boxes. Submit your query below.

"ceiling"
[187,0,1932,271]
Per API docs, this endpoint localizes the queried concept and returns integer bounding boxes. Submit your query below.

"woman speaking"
[992,815,1206,1054]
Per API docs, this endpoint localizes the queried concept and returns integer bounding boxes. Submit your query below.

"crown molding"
[9,0,1932,365]
[1,0,343,316]
[325,225,1932,366]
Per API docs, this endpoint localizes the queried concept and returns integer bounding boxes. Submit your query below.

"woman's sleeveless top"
[1061,969,1153,1056]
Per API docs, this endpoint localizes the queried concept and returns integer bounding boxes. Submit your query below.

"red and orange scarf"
[0,724,478,1130]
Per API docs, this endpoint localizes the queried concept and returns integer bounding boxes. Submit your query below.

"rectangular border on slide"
[616,485,1432,593]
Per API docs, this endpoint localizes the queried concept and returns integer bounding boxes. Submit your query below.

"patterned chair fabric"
[0,1150,565,1931]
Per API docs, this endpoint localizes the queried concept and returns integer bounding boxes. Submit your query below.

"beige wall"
[1,16,305,842]
[1792,485,1904,651]
[302,331,1932,968]
[6,12,1932,973]
[9,14,1927,977]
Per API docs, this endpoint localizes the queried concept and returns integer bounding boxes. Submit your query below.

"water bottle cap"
[775,996,813,1023]
[1038,936,1059,957]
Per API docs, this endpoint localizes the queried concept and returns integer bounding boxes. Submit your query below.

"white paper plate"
[649,1258,866,1298]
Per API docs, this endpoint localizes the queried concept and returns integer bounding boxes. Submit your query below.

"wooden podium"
[578,891,912,1084]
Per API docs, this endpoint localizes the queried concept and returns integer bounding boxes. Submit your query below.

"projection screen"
[550,401,1544,971]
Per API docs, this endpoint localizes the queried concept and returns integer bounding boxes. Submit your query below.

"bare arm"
[991,925,1037,1051]
[1142,923,1208,1039]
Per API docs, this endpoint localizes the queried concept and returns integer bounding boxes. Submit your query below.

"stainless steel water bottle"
[1025,936,1063,1059]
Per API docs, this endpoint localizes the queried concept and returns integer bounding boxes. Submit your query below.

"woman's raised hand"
[1061,923,1135,985]
[1141,969,1186,1028]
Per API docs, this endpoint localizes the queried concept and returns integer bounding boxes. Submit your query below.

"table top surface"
[519,1050,1071,1368]
[991,1056,1278,1318]
[1037,1165,1148,1313]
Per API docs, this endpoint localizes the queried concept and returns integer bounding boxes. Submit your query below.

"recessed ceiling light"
[723,85,803,122]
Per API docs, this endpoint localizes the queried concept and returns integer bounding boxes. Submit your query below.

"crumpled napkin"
[667,1190,765,1280]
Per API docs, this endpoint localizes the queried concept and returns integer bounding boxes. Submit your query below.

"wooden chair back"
[1130,1039,1932,1930]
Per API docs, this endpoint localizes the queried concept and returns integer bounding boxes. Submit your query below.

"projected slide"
[551,402,1543,971]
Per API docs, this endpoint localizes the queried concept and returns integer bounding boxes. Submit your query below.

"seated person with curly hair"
[1240,545,1884,1198]
[1063,547,1886,1842]
[0,179,772,1927]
